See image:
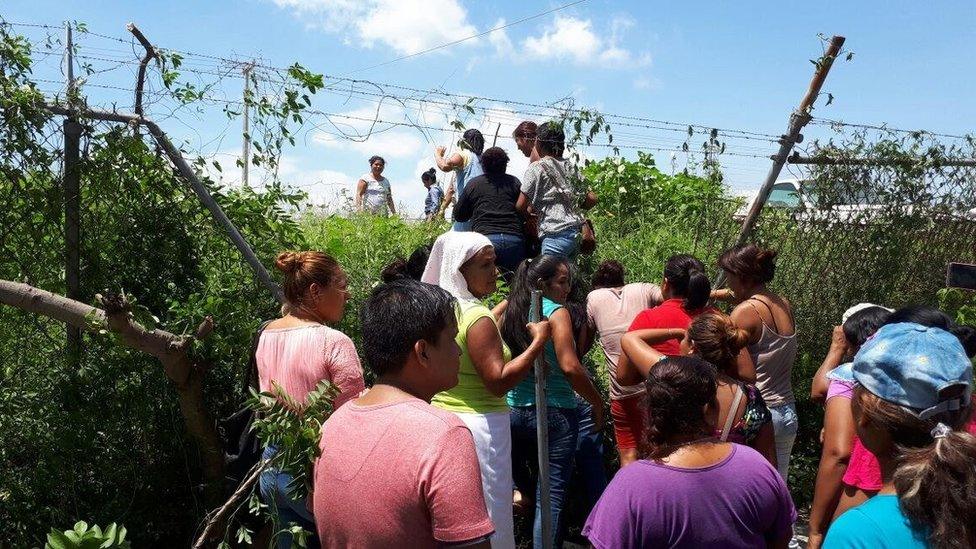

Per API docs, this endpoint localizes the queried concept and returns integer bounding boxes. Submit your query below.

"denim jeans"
[769,402,799,482]
[486,233,526,278]
[540,227,579,258]
[259,445,318,549]
[574,397,607,513]
[510,405,578,549]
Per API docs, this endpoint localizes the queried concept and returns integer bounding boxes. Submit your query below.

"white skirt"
[454,410,515,549]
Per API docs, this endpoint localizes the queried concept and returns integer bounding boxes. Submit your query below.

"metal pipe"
[788,152,976,167]
[45,104,285,304]
[529,287,552,549]
[715,36,846,289]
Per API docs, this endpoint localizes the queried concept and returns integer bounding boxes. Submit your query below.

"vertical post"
[716,35,845,288]
[63,24,82,366]
[491,122,501,147]
[241,62,254,188]
[530,288,552,549]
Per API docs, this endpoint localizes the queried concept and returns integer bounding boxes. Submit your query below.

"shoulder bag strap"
[720,384,746,442]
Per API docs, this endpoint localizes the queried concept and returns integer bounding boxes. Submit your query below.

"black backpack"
[219,319,273,490]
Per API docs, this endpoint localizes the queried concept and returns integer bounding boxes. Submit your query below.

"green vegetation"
[2,20,974,547]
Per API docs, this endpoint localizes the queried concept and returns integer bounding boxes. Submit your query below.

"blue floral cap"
[852,322,973,419]
[826,362,855,384]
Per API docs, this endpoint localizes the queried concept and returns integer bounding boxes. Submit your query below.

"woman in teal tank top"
[500,254,606,548]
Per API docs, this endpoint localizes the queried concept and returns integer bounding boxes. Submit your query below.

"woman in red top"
[614,254,751,462]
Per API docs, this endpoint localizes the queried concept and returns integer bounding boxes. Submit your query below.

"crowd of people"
[257,120,976,549]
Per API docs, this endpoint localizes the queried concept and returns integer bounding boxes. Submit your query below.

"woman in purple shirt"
[583,356,795,549]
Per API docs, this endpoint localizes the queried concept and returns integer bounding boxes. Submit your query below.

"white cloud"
[315,129,426,159]
[521,16,650,68]
[270,0,478,56]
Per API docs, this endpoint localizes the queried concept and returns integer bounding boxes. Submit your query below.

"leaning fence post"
[529,287,552,549]
[716,35,846,288]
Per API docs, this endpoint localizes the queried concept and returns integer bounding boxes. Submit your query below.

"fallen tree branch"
[0,279,224,503]
[193,459,267,549]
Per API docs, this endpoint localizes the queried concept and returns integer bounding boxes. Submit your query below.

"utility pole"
[241,61,254,188]
[63,22,83,366]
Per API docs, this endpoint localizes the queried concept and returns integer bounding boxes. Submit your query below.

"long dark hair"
[461,129,485,156]
[643,356,718,459]
[856,386,976,548]
[501,255,569,356]
[664,254,711,311]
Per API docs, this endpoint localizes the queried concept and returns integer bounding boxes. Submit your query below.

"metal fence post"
[529,288,552,548]
[716,35,846,288]
[63,23,83,367]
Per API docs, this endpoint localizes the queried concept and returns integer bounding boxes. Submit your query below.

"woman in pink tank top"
[257,251,365,549]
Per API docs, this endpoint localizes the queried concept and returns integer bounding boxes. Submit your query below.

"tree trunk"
[0,279,224,503]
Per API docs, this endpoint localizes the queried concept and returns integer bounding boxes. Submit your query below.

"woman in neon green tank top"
[421,231,551,549]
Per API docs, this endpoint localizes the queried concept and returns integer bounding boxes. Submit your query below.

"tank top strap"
[746,296,780,333]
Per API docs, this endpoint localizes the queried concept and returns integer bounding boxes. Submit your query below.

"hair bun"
[275,251,305,274]
[728,326,750,350]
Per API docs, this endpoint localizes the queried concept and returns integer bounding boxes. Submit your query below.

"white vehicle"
[735,178,886,223]
[735,178,976,223]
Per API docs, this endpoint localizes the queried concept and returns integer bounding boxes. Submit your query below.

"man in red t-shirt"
[313,280,494,548]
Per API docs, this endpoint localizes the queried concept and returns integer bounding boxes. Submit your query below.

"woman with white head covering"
[422,232,551,549]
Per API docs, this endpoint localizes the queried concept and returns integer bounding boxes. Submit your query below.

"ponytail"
[686,270,711,310]
[857,387,976,548]
[663,254,712,312]
[894,429,976,549]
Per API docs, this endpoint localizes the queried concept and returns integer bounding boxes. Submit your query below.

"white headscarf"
[421,231,493,303]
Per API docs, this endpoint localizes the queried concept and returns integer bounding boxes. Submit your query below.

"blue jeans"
[769,402,799,482]
[486,233,526,276]
[574,397,608,513]
[540,228,579,258]
[259,445,318,549]
[510,405,578,549]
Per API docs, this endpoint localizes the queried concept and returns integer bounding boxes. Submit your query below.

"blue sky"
[7,0,975,216]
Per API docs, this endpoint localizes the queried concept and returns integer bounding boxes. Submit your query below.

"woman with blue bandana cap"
[823,322,976,549]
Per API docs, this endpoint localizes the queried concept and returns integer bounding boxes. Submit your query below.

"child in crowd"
[584,356,795,548]
[823,322,976,548]
[422,167,443,221]
[807,304,891,549]
[312,280,494,548]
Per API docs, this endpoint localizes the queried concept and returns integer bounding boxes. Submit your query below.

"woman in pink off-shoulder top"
[257,250,365,549]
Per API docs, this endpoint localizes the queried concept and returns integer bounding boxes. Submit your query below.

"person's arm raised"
[550,308,605,432]
[467,318,551,397]
[617,328,682,385]
[811,326,848,403]
[435,146,464,171]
